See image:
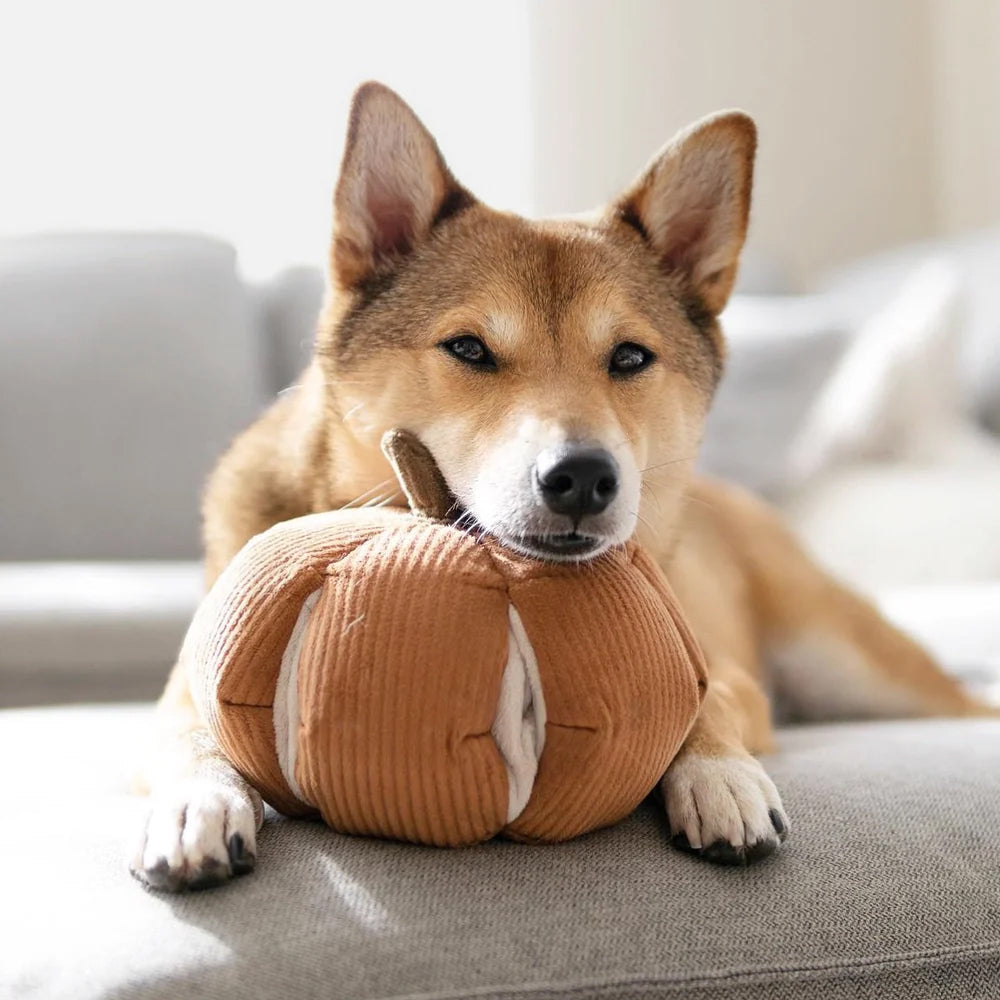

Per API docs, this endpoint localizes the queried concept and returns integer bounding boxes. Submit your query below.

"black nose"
[535,447,620,520]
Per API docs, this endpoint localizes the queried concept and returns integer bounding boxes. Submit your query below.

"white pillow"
[782,258,1000,588]
[785,463,1000,590]
[875,582,1000,698]
[698,295,848,497]
[787,258,999,481]
[821,226,1000,435]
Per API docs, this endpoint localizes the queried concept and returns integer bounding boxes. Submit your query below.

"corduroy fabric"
[296,522,511,846]
[186,508,707,846]
[500,547,704,843]
[183,508,401,815]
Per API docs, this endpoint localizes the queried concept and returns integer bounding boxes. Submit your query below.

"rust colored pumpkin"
[183,431,706,847]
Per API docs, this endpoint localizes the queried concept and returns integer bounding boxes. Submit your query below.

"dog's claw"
[671,831,779,866]
[137,856,182,893]
[187,857,234,891]
[769,807,788,840]
[227,833,257,876]
[662,753,789,867]
[130,780,261,892]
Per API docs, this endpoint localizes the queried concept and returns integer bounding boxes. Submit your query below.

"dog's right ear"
[330,82,474,291]
[613,111,756,316]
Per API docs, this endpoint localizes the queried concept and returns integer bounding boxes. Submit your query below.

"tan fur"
[132,82,994,890]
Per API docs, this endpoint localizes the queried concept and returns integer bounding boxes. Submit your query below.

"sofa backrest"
[0,233,269,559]
[6,229,994,561]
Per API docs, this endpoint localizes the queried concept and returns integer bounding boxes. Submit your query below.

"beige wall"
[929,0,1000,236]
[526,0,999,287]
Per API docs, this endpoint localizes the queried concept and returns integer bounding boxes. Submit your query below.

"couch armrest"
[0,560,202,707]
[0,232,268,559]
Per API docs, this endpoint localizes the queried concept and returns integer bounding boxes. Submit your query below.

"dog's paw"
[130,780,262,892]
[661,753,789,866]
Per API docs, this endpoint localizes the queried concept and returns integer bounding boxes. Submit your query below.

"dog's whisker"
[341,479,391,510]
[639,455,699,474]
[366,492,402,509]
[682,492,719,512]
[641,471,720,513]
[629,509,657,536]
[453,513,474,533]
[639,481,665,515]
[340,402,366,423]
[644,476,719,512]
[650,477,718,510]
[642,468,695,487]
[339,477,397,510]
[451,509,486,544]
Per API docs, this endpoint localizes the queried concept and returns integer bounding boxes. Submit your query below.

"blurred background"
[2,0,999,707]
[4,0,999,281]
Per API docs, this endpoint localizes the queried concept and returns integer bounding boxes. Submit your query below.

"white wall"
[929,0,1000,237]
[0,0,534,278]
[2,1,997,284]
[526,0,942,286]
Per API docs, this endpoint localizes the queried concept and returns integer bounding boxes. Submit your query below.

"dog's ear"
[331,82,474,290]
[614,111,756,316]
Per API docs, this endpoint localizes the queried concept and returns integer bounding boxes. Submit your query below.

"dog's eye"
[609,342,655,377]
[440,334,497,371]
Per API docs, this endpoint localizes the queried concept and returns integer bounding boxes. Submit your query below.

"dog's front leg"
[661,661,789,865]
[130,666,262,892]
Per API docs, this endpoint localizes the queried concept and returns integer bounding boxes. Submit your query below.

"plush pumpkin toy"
[183,430,707,847]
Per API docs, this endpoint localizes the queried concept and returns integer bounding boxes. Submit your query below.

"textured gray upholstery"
[0,233,267,560]
[6,705,1000,999]
[252,264,324,396]
[0,561,202,707]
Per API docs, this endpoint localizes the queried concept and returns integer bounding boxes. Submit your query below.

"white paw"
[130,780,261,892]
[661,753,789,865]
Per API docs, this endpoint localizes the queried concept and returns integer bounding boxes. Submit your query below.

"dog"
[130,82,995,891]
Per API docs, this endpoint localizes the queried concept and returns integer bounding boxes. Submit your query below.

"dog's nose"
[535,447,620,520]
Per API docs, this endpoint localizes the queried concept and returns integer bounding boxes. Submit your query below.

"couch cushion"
[0,561,202,708]
[821,226,1000,434]
[5,705,1000,999]
[253,265,324,396]
[698,294,848,497]
[876,582,1000,698]
[783,463,1000,591]
[0,232,268,560]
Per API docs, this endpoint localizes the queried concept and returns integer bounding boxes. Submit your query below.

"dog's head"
[317,82,755,561]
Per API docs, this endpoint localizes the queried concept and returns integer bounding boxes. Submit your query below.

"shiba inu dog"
[131,82,994,891]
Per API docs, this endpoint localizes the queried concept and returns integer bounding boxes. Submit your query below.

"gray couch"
[8,706,1000,999]
[3,232,1000,999]
[0,233,320,706]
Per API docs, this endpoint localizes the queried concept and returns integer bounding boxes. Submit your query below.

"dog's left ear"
[614,111,756,316]
[331,82,475,290]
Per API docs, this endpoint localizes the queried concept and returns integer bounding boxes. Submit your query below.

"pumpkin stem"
[381,429,456,521]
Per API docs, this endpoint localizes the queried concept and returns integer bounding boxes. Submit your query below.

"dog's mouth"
[506,531,608,562]
[453,505,611,562]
